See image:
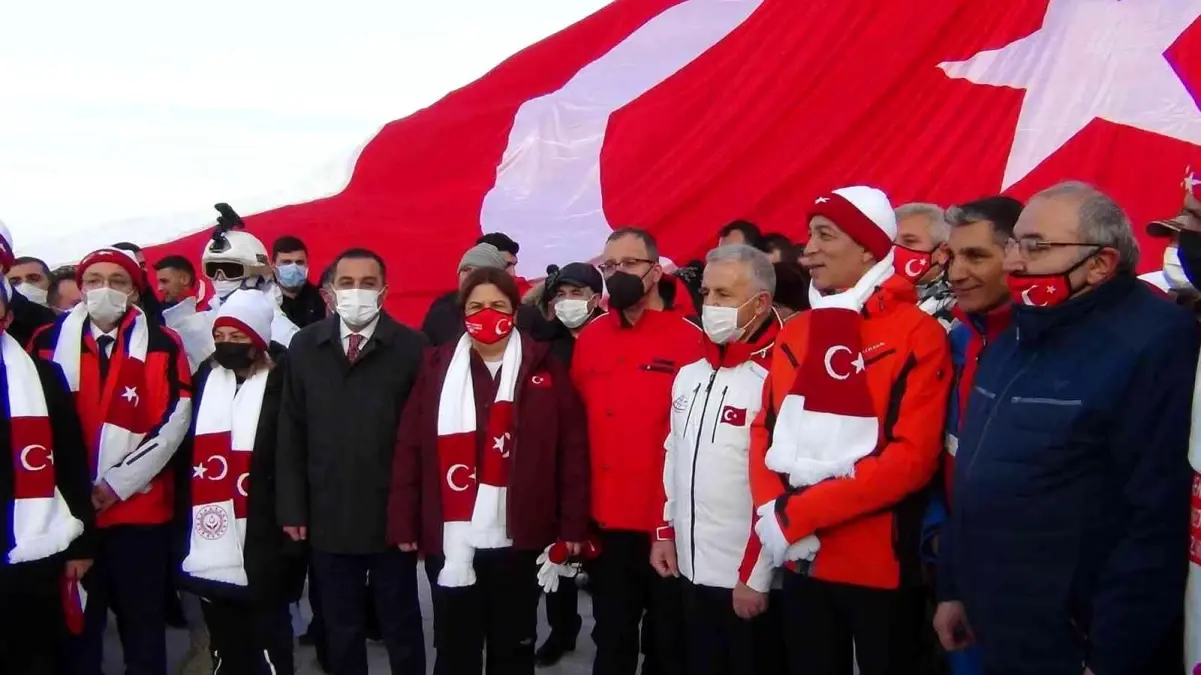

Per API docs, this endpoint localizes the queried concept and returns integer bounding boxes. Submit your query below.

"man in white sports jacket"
[652,244,784,675]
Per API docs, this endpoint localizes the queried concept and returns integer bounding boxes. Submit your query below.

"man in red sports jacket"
[31,247,192,675]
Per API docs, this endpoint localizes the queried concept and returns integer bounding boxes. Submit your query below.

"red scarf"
[436,333,521,587]
[5,331,83,563]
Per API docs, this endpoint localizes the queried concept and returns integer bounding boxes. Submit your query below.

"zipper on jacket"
[711,386,729,444]
[965,351,1039,481]
[689,368,720,573]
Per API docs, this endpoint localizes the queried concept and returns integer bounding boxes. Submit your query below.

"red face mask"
[1006,273,1073,307]
[893,246,933,284]
[465,308,515,344]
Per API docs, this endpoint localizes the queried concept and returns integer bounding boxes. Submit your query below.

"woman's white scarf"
[436,332,522,587]
[181,365,268,586]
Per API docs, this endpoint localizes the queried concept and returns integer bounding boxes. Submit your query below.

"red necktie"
[347,333,365,362]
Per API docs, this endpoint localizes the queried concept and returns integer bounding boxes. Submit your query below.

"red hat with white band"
[76,248,145,291]
[808,186,898,261]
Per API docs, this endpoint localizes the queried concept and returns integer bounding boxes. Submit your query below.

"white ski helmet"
[200,204,272,295]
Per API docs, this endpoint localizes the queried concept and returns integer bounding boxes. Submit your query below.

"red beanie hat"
[808,186,897,261]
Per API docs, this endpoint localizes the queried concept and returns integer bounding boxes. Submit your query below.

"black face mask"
[1178,230,1201,288]
[212,343,257,371]
[606,271,650,311]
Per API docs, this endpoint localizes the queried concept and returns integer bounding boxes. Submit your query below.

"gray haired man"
[894,202,955,328]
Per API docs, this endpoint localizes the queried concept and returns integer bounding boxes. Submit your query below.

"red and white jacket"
[662,313,781,592]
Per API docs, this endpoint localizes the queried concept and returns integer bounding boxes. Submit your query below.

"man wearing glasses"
[934,181,1197,675]
[570,227,702,675]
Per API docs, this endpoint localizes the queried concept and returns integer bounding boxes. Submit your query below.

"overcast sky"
[0,0,609,255]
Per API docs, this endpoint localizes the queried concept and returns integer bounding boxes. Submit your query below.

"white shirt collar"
[89,323,118,341]
[339,316,380,343]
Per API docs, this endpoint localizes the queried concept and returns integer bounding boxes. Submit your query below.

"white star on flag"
[815,197,830,203]
[122,386,139,405]
[193,463,206,479]
[852,352,866,374]
[939,0,1201,190]
[1186,166,1199,193]
[493,432,511,456]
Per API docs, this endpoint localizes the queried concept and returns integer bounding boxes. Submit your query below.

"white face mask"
[213,278,242,299]
[702,297,757,345]
[554,298,593,329]
[85,287,130,326]
[16,284,48,306]
[1163,246,1194,291]
[335,288,381,327]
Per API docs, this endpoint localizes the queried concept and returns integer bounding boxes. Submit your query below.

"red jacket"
[571,279,705,534]
[944,302,1010,502]
[31,315,192,528]
[388,335,590,554]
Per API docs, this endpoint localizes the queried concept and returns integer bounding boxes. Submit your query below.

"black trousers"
[780,571,924,675]
[679,580,785,675]
[311,548,425,675]
[426,549,542,675]
[543,580,582,642]
[201,596,293,674]
[589,529,684,675]
[64,524,171,675]
[0,560,62,675]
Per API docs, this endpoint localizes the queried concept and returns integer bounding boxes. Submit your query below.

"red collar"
[703,311,782,369]
[951,301,1012,341]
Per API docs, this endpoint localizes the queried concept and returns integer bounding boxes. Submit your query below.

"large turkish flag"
[143,0,1201,325]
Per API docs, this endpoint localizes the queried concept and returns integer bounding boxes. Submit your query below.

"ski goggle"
[204,261,247,280]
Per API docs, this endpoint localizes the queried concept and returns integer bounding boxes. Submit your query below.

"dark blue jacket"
[939,275,1197,675]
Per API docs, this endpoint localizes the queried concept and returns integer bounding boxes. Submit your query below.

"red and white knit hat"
[809,186,897,260]
[0,219,14,270]
[76,248,145,291]
[213,290,274,350]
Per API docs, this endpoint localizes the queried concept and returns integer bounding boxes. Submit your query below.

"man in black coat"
[0,284,94,675]
[272,235,327,328]
[277,248,427,675]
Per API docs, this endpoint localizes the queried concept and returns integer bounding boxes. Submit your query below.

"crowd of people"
[0,177,1199,675]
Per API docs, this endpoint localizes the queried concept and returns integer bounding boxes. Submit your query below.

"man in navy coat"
[934,182,1198,675]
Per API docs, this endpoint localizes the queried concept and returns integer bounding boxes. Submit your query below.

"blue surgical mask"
[276,263,307,289]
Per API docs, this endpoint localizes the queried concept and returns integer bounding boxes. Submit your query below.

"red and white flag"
[137,0,1201,324]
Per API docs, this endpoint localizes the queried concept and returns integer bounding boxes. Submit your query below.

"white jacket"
[664,334,776,593]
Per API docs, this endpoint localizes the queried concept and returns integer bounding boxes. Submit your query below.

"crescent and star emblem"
[722,409,738,422]
[823,345,866,381]
[904,258,926,278]
[19,444,53,471]
[193,455,229,481]
[814,196,829,204]
[1020,287,1046,307]
[531,374,546,386]
[446,464,476,492]
[493,432,512,458]
[496,318,513,335]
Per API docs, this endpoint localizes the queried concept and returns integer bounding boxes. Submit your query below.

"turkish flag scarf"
[4,331,84,563]
[50,304,151,480]
[181,365,267,587]
[764,254,895,561]
[1185,354,1201,673]
[435,331,521,588]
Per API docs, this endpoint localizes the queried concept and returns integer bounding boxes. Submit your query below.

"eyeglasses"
[598,258,654,275]
[1004,238,1105,257]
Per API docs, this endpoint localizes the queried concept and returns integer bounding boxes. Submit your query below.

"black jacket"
[0,354,94,583]
[277,313,428,554]
[421,291,542,347]
[523,309,603,367]
[174,356,305,604]
[280,283,327,328]
[9,292,57,349]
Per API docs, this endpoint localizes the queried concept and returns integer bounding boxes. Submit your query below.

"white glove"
[754,502,791,568]
[535,543,579,593]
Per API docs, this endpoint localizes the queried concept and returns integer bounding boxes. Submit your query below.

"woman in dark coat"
[175,289,305,673]
[389,267,590,675]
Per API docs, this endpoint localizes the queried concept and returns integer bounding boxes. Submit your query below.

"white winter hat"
[809,186,897,260]
[213,289,274,350]
[0,219,13,269]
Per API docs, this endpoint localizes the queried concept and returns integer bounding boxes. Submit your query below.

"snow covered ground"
[104,562,596,674]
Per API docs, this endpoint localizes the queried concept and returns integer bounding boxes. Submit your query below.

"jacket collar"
[861,277,913,319]
[703,309,782,369]
[952,301,1012,343]
[1012,274,1137,345]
